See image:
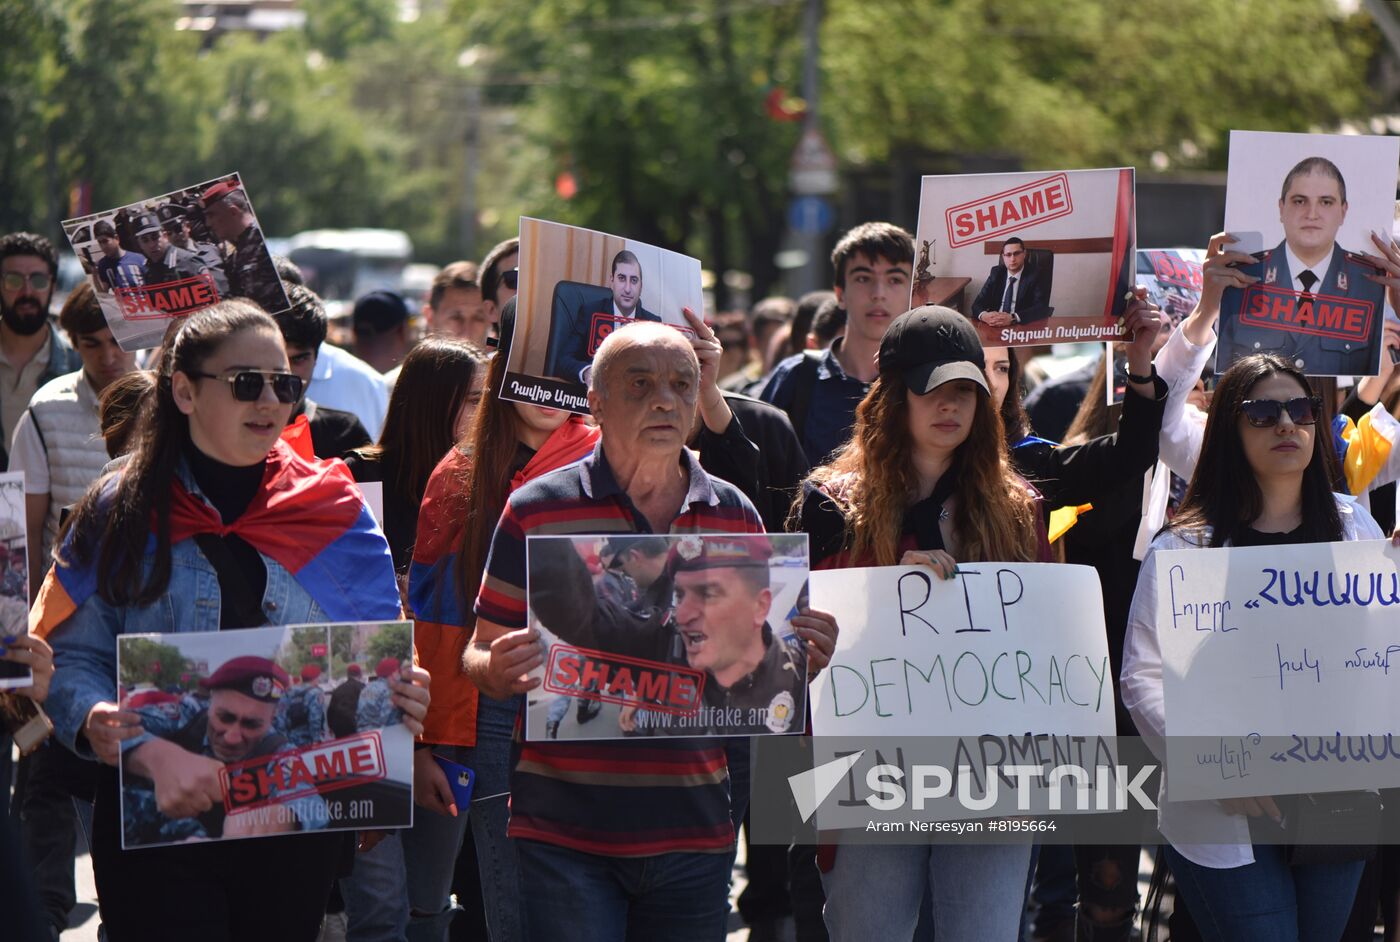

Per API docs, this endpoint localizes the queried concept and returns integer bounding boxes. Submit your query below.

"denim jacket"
[46,460,331,758]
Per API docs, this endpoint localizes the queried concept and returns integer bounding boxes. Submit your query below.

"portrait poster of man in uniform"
[0,473,30,690]
[498,217,704,414]
[523,533,811,741]
[1215,130,1400,377]
[913,168,1136,349]
[61,172,289,351]
[115,621,414,848]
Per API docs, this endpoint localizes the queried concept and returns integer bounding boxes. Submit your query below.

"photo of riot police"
[0,473,30,690]
[116,622,415,848]
[524,533,811,740]
[62,172,290,351]
[1216,131,1400,376]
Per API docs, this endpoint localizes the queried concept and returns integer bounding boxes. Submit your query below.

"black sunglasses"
[1239,396,1322,428]
[187,370,304,404]
[500,268,518,290]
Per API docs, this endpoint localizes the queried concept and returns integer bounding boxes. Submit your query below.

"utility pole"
[461,82,481,260]
[786,0,836,296]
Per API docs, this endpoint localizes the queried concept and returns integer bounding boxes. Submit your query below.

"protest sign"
[912,169,1136,348]
[1107,248,1206,405]
[62,172,289,351]
[809,564,1115,738]
[524,533,809,740]
[1155,539,1400,800]
[1216,130,1399,377]
[500,218,704,413]
[116,621,413,848]
[0,473,28,691]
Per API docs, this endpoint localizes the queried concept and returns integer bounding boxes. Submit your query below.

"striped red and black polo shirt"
[475,442,763,856]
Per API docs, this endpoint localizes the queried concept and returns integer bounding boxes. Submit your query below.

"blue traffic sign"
[788,196,834,236]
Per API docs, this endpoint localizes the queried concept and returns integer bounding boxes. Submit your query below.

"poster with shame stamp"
[115,621,413,848]
[911,168,1136,348]
[500,218,704,414]
[61,172,289,351]
[1108,249,1206,405]
[523,533,810,740]
[1215,130,1399,377]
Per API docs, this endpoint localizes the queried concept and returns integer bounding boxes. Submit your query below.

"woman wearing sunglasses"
[1122,353,1395,942]
[33,300,428,940]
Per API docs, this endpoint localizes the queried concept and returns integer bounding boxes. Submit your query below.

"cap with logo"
[202,179,242,208]
[665,535,773,579]
[132,213,162,238]
[201,655,290,703]
[877,306,988,396]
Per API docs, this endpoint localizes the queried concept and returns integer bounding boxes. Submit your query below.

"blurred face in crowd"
[610,261,643,316]
[906,379,979,456]
[96,232,123,259]
[204,198,249,243]
[673,566,771,687]
[0,253,54,336]
[1001,241,1026,274]
[430,286,491,346]
[619,547,667,590]
[453,369,486,440]
[836,253,910,347]
[163,221,191,250]
[173,326,295,466]
[494,250,519,308]
[75,327,136,394]
[589,329,699,458]
[1279,171,1346,264]
[983,346,1011,410]
[283,342,318,388]
[207,690,276,763]
[137,229,169,264]
[1238,372,1315,482]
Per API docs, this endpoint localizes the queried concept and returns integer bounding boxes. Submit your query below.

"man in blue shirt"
[760,222,914,463]
[92,220,145,292]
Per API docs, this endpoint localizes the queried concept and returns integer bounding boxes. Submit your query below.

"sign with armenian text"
[913,169,1136,348]
[115,621,413,848]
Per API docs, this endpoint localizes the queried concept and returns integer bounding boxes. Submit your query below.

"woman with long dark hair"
[403,300,598,941]
[33,301,427,941]
[1122,353,1389,941]
[343,336,486,572]
[792,307,1046,939]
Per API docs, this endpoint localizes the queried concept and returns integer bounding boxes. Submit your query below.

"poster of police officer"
[523,533,811,740]
[0,472,30,690]
[911,167,1137,349]
[61,172,289,351]
[115,620,414,849]
[1216,130,1400,377]
[500,217,706,414]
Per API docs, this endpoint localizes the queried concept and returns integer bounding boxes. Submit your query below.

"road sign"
[788,196,834,236]
[790,127,838,196]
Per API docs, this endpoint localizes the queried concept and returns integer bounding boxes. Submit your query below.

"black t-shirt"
[1233,523,1307,547]
[185,443,268,628]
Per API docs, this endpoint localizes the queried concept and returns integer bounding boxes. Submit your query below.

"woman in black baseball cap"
[790,304,1046,940]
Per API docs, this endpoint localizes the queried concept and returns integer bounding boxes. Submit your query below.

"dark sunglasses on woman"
[500,268,519,290]
[187,370,304,404]
[1239,396,1322,428]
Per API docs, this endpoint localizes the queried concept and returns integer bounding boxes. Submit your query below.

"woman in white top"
[1122,351,1388,941]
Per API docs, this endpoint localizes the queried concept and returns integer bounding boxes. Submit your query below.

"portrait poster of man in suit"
[1216,131,1400,377]
[971,237,1052,326]
[500,218,704,413]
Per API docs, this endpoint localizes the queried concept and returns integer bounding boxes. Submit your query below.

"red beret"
[665,535,773,578]
[300,664,322,683]
[202,179,242,207]
[201,655,289,702]
[375,657,400,679]
[346,663,362,677]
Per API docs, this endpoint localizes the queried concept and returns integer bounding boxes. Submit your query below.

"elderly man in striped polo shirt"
[465,319,838,941]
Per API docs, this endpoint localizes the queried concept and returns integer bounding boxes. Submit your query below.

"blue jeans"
[516,839,732,942]
[821,842,1033,941]
[341,830,409,942]
[1164,844,1364,942]
[401,693,523,942]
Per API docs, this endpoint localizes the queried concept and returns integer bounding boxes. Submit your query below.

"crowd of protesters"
[4,205,1400,942]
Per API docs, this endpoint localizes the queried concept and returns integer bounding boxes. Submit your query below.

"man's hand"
[978,312,1014,328]
[389,666,431,737]
[133,739,227,818]
[83,702,144,765]
[413,749,458,817]
[481,628,544,699]
[1218,795,1282,822]
[792,607,839,676]
[3,633,53,703]
[618,704,639,733]
[682,307,734,435]
[1185,233,1258,346]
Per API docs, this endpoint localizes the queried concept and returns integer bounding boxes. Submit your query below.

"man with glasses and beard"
[0,233,82,468]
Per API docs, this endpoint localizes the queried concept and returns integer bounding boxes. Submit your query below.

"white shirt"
[1283,243,1334,294]
[307,343,389,441]
[1122,495,1384,868]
